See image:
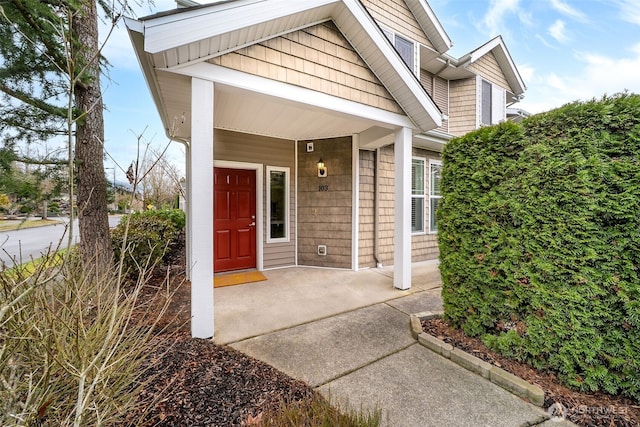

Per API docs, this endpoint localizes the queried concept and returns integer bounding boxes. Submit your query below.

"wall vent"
[317,245,327,256]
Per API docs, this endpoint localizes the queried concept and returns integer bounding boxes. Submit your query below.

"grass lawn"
[0,218,63,232]
[2,249,68,278]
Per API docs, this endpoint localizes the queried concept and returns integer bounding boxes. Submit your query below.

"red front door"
[214,168,257,272]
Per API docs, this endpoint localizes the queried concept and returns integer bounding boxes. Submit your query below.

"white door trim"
[214,160,264,271]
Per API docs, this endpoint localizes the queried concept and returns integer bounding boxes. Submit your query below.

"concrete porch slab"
[214,261,441,344]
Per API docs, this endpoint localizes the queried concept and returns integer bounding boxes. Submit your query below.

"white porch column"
[352,133,359,271]
[189,77,214,338]
[394,127,412,290]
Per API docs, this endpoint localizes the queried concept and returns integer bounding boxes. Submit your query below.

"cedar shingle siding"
[358,146,441,268]
[297,137,353,268]
[209,22,403,114]
[467,52,511,90]
[361,0,433,48]
[449,78,477,136]
[377,146,396,265]
[359,150,376,268]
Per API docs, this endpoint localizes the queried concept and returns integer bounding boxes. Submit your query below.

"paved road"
[0,216,121,267]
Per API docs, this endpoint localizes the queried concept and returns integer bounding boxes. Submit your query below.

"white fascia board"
[126,23,177,142]
[143,0,339,54]
[413,130,452,153]
[339,0,441,130]
[405,0,452,53]
[468,36,502,62]
[171,62,416,129]
[124,16,143,33]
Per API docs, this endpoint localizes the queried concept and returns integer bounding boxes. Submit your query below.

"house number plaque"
[318,185,329,192]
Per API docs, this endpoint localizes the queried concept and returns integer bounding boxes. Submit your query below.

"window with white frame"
[411,158,426,233]
[267,166,289,242]
[429,160,442,233]
[381,27,418,75]
[479,78,506,126]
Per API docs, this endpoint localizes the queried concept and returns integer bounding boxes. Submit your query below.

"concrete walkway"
[215,262,573,426]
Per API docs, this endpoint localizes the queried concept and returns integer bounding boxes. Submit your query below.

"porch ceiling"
[156,69,397,142]
[214,84,389,141]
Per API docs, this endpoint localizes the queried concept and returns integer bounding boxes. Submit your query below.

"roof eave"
[125,19,179,142]
[339,0,441,131]
[404,0,453,53]
[127,0,442,134]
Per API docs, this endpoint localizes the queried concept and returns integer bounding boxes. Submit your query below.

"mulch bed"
[121,239,316,426]
[127,332,313,426]
[422,317,640,427]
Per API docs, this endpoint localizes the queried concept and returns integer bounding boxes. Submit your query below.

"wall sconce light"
[317,158,327,178]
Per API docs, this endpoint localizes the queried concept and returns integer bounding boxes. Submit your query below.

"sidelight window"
[267,166,289,242]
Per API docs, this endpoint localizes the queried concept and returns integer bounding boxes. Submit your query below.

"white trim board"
[169,63,417,130]
[214,160,265,271]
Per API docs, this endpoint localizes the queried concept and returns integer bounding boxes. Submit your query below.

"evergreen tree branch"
[0,82,68,119]
[14,156,68,166]
[3,0,68,72]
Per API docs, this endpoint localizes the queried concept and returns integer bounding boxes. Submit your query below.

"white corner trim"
[352,133,359,271]
[294,140,299,267]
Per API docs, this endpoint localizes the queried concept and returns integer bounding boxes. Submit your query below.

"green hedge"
[111,209,185,274]
[438,93,640,400]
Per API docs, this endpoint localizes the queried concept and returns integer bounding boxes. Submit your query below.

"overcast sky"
[101,0,640,181]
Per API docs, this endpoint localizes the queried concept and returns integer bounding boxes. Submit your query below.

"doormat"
[214,271,267,288]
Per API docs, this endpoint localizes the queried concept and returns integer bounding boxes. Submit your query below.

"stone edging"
[410,311,545,407]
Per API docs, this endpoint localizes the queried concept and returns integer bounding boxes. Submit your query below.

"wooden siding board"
[449,78,477,136]
[358,150,376,268]
[420,69,449,132]
[371,145,441,265]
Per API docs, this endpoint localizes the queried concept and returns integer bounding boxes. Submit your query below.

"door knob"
[249,222,256,227]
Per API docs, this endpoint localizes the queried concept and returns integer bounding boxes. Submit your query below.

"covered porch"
[184,72,422,338]
[126,0,444,339]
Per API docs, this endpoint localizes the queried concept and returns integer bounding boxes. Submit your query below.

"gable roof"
[421,35,526,103]
[126,0,443,141]
[461,36,526,96]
